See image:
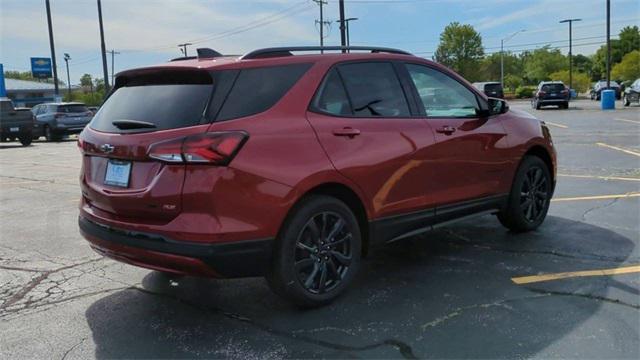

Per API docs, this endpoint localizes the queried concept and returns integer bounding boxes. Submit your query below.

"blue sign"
[31,57,52,79]
[0,64,6,97]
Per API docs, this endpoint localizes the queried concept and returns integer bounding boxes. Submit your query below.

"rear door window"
[336,62,410,117]
[216,63,311,121]
[57,104,89,113]
[90,71,214,133]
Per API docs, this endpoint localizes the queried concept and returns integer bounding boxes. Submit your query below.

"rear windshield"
[484,83,502,92]
[541,84,565,92]
[90,71,213,133]
[57,105,89,113]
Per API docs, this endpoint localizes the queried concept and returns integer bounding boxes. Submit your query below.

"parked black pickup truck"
[0,98,34,146]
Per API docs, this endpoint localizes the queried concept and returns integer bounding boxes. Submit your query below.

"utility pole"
[559,18,581,90]
[109,50,120,86]
[606,0,611,89]
[97,0,110,94]
[339,0,346,52]
[313,0,328,52]
[337,17,358,50]
[63,53,71,98]
[500,29,525,88]
[45,0,59,96]
[178,43,192,57]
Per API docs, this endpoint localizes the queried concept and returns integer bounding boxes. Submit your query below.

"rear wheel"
[266,195,361,308]
[623,95,630,106]
[19,135,32,146]
[498,156,552,232]
[44,125,61,142]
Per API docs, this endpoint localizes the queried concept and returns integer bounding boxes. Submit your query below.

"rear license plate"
[550,93,557,97]
[104,160,131,188]
[10,127,19,132]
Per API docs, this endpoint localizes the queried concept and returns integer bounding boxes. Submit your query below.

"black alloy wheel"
[294,211,353,295]
[519,166,549,223]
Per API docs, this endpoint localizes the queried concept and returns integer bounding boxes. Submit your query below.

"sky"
[1,0,638,85]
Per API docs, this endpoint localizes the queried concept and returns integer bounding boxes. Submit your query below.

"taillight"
[538,91,546,96]
[148,131,248,165]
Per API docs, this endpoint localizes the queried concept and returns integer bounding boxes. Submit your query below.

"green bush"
[515,86,536,99]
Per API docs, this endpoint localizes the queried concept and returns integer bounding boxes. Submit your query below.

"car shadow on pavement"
[85,216,638,359]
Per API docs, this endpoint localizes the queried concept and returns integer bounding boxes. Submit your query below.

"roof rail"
[240,46,412,60]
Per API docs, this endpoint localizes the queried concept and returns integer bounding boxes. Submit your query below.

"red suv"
[78,46,556,307]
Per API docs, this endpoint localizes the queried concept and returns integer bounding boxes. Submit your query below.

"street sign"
[30,57,53,79]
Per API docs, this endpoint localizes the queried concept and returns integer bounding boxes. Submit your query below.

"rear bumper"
[538,99,568,104]
[79,216,273,278]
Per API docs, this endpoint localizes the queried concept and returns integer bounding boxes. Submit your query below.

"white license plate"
[9,127,19,132]
[550,93,557,96]
[104,160,131,188]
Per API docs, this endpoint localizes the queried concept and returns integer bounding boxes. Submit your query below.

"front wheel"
[266,195,361,308]
[19,135,32,146]
[498,156,552,232]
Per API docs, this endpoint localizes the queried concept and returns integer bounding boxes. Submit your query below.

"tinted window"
[1,101,14,112]
[216,63,311,121]
[312,69,352,116]
[484,83,502,92]
[338,62,410,117]
[90,71,213,133]
[406,64,479,117]
[57,104,89,113]
[541,84,565,92]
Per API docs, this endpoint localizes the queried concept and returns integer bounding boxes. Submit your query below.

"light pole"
[559,18,581,90]
[337,17,358,50]
[97,0,110,94]
[500,29,525,88]
[339,0,346,52]
[45,0,59,96]
[312,0,328,52]
[63,53,71,98]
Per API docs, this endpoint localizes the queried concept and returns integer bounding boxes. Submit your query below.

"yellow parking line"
[596,142,640,157]
[512,265,640,285]
[558,174,640,182]
[614,118,640,125]
[551,192,640,202]
[544,121,568,129]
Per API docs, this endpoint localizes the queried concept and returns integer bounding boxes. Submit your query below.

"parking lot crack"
[525,287,640,309]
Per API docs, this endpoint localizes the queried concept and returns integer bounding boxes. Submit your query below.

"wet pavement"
[1,99,638,359]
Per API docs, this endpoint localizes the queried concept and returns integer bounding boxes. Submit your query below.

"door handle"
[332,127,361,138]
[436,126,456,135]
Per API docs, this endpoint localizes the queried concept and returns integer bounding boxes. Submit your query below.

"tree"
[549,70,591,93]
[480,52,522,82]
[618,25,640,55]
[80,74,93,87]
[503,74,523,92]
[572,54,593,76]
[522,46,567,83]
[434,22,484,81]
[611,50,640,81]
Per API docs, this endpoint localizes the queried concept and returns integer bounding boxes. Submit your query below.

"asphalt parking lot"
[1,99,638,359]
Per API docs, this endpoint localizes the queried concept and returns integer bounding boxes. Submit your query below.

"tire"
[44,125,61,142]
[19,135,32,146]
[535,100,541,110]
[266,195,362,308]
[562,102,569,109]
[624,96,630,107]
[497,156,552,232]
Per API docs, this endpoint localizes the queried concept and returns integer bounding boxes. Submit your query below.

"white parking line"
[596,142,640,157]
[544,121,568,129]
[558,174,640,182]
[614,118,640,125]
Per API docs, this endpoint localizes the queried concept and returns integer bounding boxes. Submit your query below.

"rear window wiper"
[112,120,157,130]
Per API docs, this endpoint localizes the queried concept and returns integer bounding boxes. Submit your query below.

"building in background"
[4,79,57,107]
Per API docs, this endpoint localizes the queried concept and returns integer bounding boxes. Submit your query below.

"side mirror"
[488,97,509,115]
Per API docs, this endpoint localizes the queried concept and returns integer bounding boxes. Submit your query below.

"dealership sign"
[30,57,52,79]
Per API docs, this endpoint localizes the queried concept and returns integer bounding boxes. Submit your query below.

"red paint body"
[78,53,556,277]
